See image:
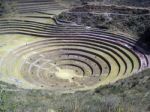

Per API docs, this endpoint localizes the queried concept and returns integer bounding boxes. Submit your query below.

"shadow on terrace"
[133,27,150,54]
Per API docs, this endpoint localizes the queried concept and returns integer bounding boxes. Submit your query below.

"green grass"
[0,69,149,112]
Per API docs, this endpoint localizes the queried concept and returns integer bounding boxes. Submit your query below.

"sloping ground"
[59,0,150,7]
[58,4,150,38]
[0,0,149,111]
[1,0,67,14]
[89,0,150,7]
[0,18,149,92]
[0,0,149,92]
[0,0,68,24]
[0,68,149,112]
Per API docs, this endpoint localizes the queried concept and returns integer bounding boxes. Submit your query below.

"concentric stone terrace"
[0,19,149,91]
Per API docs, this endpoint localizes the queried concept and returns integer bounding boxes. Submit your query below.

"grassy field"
[0,34,43,88]
[0,34,41,56]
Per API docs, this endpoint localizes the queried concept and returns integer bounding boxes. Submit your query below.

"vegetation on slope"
[60,0,150,7]
[0,68,149,112]
[58,5,150,38]
[0,1,149,112]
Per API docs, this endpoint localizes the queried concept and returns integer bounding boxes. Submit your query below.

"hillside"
[60,0,150,7]
[0,0,149,111]
[58,4,150,38]
[0,69,149,112]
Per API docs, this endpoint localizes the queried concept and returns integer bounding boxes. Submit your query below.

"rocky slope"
[58,4,150,38]
[60,0,150,7]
